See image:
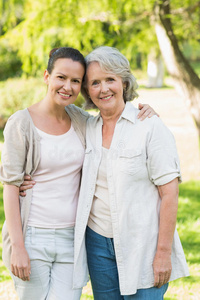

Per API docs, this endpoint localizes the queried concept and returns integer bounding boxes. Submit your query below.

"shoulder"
[65,104,90,120]
[7,108,30,123]
[135,113,165,129]
[5,109,30,131]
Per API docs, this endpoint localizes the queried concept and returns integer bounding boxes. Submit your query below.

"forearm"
[157,178,179,254]
[3,184,24,248]
[153,178,179,287]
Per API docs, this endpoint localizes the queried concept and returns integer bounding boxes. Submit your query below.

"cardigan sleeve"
[0,113,27,187]
[147,116,182,186]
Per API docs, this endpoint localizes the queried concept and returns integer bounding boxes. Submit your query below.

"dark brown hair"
[47,47,86,74]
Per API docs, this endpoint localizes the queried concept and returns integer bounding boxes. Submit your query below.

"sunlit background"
[0,0,200,299]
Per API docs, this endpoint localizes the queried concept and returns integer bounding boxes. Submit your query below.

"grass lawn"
[0,128,199,298]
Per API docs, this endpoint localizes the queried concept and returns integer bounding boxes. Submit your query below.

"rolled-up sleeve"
[147,117,181,186]
[0,115,27,187]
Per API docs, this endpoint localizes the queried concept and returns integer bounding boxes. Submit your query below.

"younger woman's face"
[44,58,85,106]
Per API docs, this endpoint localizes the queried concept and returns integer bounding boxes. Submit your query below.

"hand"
[19,175,35,197]
[11,245,31,281]
[153,250,172,288]
[137,103,159,120]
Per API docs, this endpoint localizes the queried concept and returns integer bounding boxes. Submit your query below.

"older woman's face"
[86,62,125,114]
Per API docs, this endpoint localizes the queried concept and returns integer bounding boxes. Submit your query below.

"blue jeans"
[86,226,168,300]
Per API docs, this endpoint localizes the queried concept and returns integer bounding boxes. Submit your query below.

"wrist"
[156,245,172,255]
[11,241,25,249]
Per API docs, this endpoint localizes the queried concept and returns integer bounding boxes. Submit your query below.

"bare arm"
[4,185,31,281]
[153,178,179,288]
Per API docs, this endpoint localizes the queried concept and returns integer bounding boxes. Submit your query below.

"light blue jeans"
[86,226,168,300]
[11,226,82,300]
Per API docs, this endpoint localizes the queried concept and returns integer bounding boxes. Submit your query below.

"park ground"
[0,86,200,299]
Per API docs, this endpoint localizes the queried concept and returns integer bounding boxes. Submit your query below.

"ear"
[44,69,50,85]
[123,82,127,90]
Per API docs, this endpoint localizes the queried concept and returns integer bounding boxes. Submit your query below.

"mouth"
[100,95,113,101]
[58,92,72,99]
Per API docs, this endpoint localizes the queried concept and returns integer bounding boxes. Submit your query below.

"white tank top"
[27,125,84,228]
[88,147,113,237]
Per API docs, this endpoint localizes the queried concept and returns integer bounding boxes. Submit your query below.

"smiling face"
[86,61,125,115]
[44,58,85,107]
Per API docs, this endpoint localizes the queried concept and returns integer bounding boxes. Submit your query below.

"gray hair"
[81,46,138,109]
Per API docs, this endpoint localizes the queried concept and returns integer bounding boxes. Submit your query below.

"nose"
[64,79,72,91]
[101,82,109,93]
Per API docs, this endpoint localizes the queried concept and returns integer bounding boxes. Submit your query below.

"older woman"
[73,46,189,299]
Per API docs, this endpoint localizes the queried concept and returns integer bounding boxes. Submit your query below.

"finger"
[19,183,34,191]
[24,264,31,281]
[157,273,165,288]
[139,103,150,110]
[164,272,171,284]
[18,267,25,280]
[11,265,15,275]
[138,106,151,119]
[20,180,35,187]
[139,111,149,121]
[144,109,155,118]
[138,103,144,110]
[19,269,29,281]
[137,107,148,119]
[24,175,32,180]
[13,266,19,278]
[19,191,27,197]
[147,112,154,118]
[154,272,159,287]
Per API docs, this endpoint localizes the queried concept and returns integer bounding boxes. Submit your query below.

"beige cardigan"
[0,104,89,269]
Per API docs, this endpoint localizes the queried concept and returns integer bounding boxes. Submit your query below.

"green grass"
[0,129,3,143]
[164,181,200,299]
[81,295,93,299]
[0,173,199,298]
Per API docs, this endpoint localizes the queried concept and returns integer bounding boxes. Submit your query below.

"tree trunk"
[154,0,200,137]
[146,52,164,88]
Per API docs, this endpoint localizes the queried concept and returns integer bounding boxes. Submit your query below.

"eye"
[58,75,64,79]
[92,81,99,86]
[107,77,115,82]
[73,79,81,83]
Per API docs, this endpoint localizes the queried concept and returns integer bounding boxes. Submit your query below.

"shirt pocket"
[119,149,143,175]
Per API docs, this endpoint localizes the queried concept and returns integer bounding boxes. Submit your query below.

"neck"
[40,97,68,120]
[101,103,125,125]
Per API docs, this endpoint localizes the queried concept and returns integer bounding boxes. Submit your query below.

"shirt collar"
[119,102,138,124]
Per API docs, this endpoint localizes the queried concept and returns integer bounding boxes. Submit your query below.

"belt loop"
[31,226,36,244]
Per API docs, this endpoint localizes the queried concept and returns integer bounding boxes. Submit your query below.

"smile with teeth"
[100,95,113,100]
[58,92,71,98]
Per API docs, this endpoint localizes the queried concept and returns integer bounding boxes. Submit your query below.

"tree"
[153,0,200,136]
[0,0,200,138]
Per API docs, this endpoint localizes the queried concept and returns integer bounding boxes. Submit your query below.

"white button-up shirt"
[73,102,189,295]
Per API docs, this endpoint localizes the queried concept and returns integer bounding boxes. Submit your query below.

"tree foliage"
[0,0,199,78]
